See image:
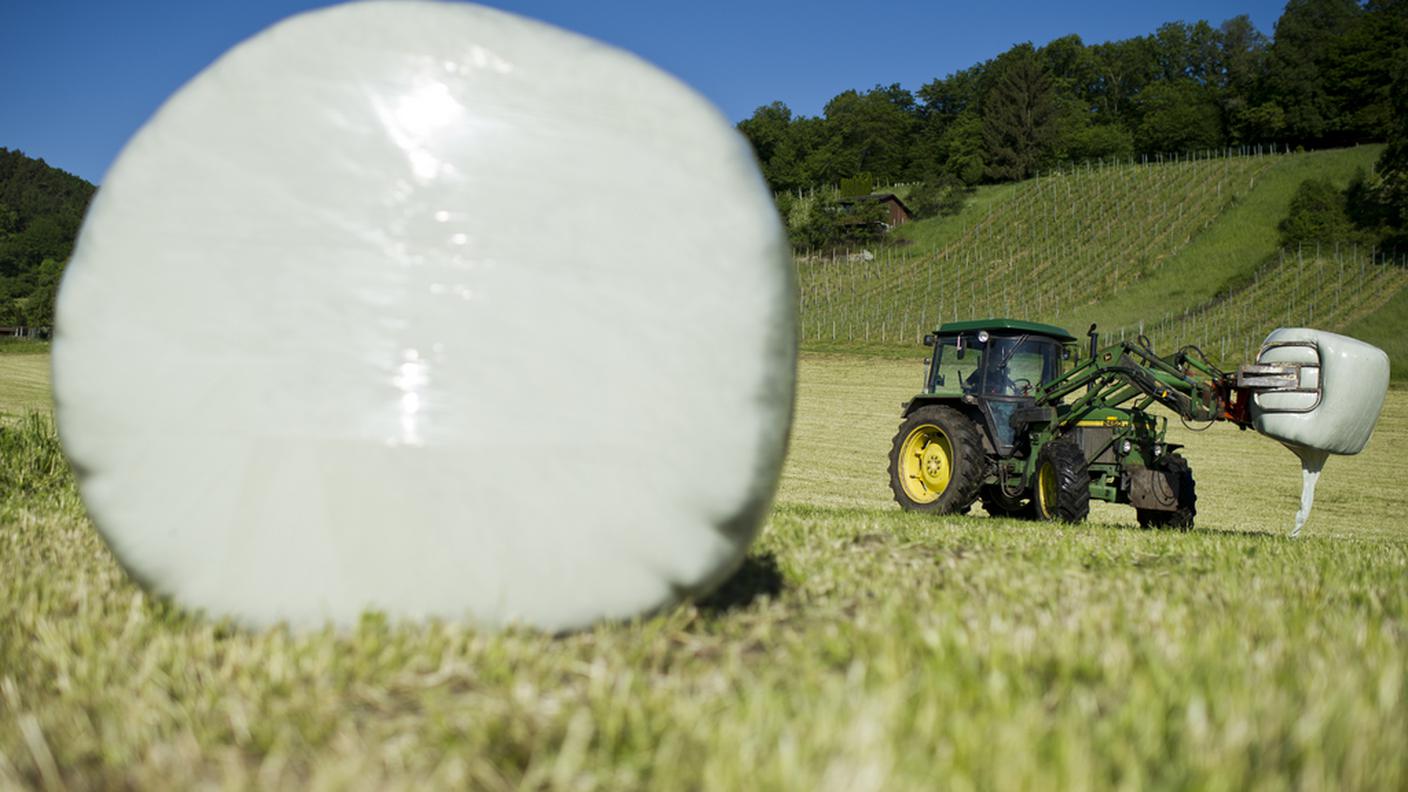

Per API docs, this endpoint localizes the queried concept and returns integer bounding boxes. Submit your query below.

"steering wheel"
[1009,377,1033,396]
[962,368,981,392]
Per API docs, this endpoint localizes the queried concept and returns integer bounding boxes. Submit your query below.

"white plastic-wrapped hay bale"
[1250,328,1389,536]
[53,1,795,630]
[1251,328,1389,455]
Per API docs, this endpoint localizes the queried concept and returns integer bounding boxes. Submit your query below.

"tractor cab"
[920,319,1077,454]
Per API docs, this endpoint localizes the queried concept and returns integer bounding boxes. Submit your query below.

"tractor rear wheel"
[1137,453,1196,530]
[888,406,984,514]
[1033,440,1090,523]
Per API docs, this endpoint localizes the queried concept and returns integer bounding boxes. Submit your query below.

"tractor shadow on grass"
[695,553,784,614]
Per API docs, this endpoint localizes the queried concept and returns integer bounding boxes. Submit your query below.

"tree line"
[738,0,1406,193]
[0,148,96,328]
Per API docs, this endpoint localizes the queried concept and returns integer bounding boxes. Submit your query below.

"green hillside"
[0,148,96,326]
[797,145,1408,376]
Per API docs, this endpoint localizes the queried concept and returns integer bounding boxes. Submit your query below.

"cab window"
[931,333,985,392]
[978,335,1064,396]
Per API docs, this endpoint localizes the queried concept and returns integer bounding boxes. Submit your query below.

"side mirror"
[955,336,966,360]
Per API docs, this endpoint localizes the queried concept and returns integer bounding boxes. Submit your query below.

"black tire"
[1032,440,1090,523]
[980,484,1034,519]
[1137,453,1196,530]
[888,406,985,514]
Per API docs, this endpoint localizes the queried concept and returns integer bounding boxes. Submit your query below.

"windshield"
[980,335,1063,396]
[931,332,1063,396]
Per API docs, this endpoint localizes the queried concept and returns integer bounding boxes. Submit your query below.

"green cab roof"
[935,318,1076,342]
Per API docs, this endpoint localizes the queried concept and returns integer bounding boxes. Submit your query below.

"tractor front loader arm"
[1035,340,1233,429]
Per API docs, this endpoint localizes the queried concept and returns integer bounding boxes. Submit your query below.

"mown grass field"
[0,347,51,418]
[2,349,1405,790]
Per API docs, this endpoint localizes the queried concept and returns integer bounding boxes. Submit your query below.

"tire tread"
[888,406,985,514]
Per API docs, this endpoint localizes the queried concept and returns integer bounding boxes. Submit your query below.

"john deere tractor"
[887,318,1258,527]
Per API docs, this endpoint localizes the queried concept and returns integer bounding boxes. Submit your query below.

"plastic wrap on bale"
[52,1,797,631]
[1249,328,1389,536]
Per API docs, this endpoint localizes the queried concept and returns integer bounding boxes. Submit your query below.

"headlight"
[977,330,990,343]
[1153,443,1164,457]
[1119,439,1133,455]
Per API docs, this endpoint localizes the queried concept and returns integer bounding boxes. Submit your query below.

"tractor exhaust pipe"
[1087,324,1099,393]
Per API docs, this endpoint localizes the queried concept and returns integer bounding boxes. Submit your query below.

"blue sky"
[2,0,1288,184]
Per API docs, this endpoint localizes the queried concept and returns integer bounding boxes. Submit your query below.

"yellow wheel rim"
[899,423,953,504]
[1036,461,1057,517]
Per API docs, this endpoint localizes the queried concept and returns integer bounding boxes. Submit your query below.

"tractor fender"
[901,396,995,454]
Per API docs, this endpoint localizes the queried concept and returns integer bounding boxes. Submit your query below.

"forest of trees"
[0,148,95,328]
[738,0,1406,193]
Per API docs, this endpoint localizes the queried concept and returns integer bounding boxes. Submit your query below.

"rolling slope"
[796,146,1404,373]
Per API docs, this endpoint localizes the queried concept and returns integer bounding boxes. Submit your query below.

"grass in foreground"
[2,354,1406,789]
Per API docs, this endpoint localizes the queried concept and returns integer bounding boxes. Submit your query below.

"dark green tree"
[1135,80,1224,153]
[1266,0,1365,145]
[917,66,985,123]
[1065,124,1136,162]
[0,203,17,236]
[905,174,970,219]
[1037,35,1121,164]
[1041,35,1098,101]
[0,215,78,278]
[982,48,1060,180]
[738,102,806,192]
[822,85,921,185]
[838,172,874,198]
[1372,43,1408,250]
[939,111,987,185]
[1324,0,1408,142]
[737,1,1395,195]
[1150,21,1221,84]
[22,258,63,327]
[0,149,95,223]
[1088,37,1157,124]
[786,193,840,250]
[913,66,986,178]
[1232,102,1288,144]
[1279,178,1366,247]
[798,125,860,189]
[1218,15,1272,143]
[0,149,95,280]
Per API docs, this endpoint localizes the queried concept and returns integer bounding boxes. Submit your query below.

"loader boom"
[1035,337,1247,430]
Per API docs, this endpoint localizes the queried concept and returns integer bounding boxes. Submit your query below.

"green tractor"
[888,318,1252,527]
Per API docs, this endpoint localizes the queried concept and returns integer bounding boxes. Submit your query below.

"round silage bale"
[53,1,795,631]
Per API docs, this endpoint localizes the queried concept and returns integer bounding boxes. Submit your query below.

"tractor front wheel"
[888,406,984,514]
[1033,440,1090,523]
